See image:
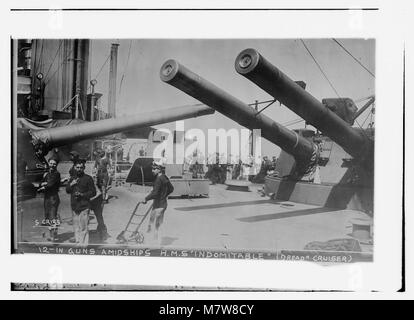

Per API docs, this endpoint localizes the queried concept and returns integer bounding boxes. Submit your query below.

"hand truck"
[116,201,153,244]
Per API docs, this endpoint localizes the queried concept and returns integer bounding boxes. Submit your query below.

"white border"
[1,0,412,299]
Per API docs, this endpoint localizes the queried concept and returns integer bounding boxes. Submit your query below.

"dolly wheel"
[134,232,144,244]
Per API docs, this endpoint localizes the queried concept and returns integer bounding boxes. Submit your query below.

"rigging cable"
[38,40,44,76]
[44,45,75,86]
[350,100,374,141]
[299,39,373,137]
[88,41,93,86]
[86,53,111,92]
[31,40,39,95]
[247,99,275,107]
[300,39,341,98]
[94,53,111,79]
[32,40,38,76]
[355,95,375,103]
[329,39,375,135]
[356,106,373,129]
[119,40,133,97]
[43,40,63,83]
[369,102,374,127]
[284,118,305,127]
[332,38,375,78]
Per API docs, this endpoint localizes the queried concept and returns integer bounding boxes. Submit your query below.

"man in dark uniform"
[89,180,110,241]
[38,158,61,241]
[34,145,48,170]
[143,162,174,243]
[208,153,222,184]
[95,150,111,202]
[232,159,242,180]
[252,156,272,183]
[66,159,96,245]
[139,147,145,157]
[271,156,278,171]
[69,151,80,179]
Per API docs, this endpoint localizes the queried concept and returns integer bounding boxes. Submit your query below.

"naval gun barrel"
[160,59,315,163]
[235,48,373,161]
[30,104,215,152]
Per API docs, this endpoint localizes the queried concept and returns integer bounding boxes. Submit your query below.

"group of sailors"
[37,149,174,246]
[37,150,112,244]
[189,153,279,185]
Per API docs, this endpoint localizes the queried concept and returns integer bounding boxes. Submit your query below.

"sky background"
[88,39,375,157]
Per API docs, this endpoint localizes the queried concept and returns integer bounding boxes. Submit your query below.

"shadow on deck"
[174,199,280,212]
[237,206,342,222]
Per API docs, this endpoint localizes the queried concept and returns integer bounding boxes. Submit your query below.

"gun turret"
[30,105,214,155]
[235,48,373,166]
[160,59,317,168]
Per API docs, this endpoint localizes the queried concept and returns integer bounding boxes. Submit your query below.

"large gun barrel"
[30,104,214,151]
[160,59,315,163]
[235,48,373,161]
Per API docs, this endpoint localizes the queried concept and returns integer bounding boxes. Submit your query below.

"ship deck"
[16,183,373,255]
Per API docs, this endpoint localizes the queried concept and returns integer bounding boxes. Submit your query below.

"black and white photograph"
[13,37,375,262]
[1,1,410,297]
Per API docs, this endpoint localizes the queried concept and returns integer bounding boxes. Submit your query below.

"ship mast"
[108,43,119,118]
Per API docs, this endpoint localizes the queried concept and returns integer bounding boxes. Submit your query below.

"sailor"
[143,162,174,243]
[51,148,61,164]
[271,156,278,171]
[139,146,145,157]
[34,145,48,170]
[232,159,242,180]
[66,159,96,246]
[208,153,222,184]
[68,151,80,179]
[95,150,111,203]
[89,179,110,241]
[312,137,323,184]
[252,155,272,183]
[189,149,204,179]
[38,158,61,240]
[242,158,253,181]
